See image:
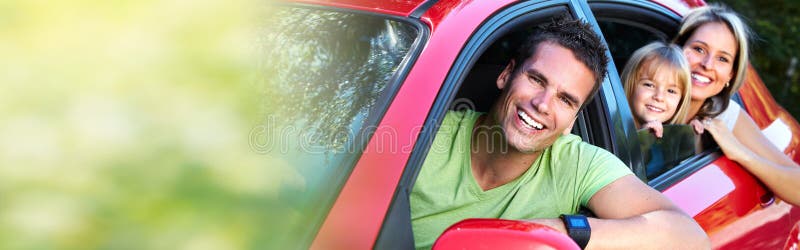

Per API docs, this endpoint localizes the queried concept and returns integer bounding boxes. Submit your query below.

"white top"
[717,101,741,130]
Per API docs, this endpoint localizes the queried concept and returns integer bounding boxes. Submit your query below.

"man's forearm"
[586,209,709,249]
[529,209,708,249]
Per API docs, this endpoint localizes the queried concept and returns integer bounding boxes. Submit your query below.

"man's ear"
[497,60,515,90]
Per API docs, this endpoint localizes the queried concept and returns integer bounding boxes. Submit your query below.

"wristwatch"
[560,214,591,249]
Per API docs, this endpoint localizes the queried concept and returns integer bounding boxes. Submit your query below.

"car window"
[259,6,419,248]
[590,2,701,181]
[598,21,666,73]
[638,124,696,179]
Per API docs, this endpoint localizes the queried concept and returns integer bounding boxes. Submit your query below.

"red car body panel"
[649,0,693,15]
[310,0,516,248]
[290,0,426,16]
[740,65,800,162]
[786,222,800,249]
[290,0,800,248]
[663,156,794,249]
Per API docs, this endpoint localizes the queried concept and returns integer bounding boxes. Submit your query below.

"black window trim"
[649,150,722,190]
[589,0,679,182]
[573,0,645,177]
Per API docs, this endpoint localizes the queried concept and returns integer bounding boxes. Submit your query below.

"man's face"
[491,42,595,153]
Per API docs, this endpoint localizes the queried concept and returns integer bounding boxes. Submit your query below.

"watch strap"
[560,214,591,249]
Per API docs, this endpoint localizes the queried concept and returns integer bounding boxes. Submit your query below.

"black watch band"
[560,214,591,249]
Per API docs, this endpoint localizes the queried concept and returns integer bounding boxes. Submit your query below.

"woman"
[673,5,800,206]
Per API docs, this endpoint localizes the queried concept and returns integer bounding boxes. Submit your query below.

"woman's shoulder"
[719,101,742,129]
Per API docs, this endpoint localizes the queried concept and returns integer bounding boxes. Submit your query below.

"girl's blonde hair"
[672,4,751,119]
[622,41,692,125]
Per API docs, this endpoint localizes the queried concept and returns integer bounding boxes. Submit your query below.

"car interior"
[451,3,708,183]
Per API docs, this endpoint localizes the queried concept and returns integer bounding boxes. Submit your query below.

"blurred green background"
[0,0,294,249]
[713,0,800,118]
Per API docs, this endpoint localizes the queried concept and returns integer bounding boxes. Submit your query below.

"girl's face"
[631,62,684,125]
[682,22,737,102]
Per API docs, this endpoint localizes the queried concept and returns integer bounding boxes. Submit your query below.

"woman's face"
[682,22,738,102]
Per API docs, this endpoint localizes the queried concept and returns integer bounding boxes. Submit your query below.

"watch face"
[567,217,589,229]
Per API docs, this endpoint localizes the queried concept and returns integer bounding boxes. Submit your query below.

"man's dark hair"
[511,15,609,110]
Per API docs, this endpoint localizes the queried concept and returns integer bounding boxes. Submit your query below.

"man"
[410,17,709,249]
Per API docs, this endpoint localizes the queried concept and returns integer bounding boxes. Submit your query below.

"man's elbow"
[654,209,709,249]
[690,230,712,249]
[676,213,710,249]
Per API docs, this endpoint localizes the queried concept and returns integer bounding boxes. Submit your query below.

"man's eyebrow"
[527,68,580,106]
[526,68,549,86]
[560,91,580,107]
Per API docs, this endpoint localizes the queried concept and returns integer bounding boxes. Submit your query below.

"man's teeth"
[692,73,710,83]
[518,111,543,130]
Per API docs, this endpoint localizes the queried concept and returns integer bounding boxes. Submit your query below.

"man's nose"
[532,90,554,114]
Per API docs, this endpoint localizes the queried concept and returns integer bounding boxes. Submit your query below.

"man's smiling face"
[491,41,595,153]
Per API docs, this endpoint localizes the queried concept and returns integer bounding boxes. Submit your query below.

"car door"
[588,0,796,248]
[261,3,428,249]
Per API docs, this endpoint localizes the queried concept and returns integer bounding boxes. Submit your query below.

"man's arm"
[530,175,709,249]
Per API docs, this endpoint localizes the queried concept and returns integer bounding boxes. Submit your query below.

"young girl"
[622,41,692,138]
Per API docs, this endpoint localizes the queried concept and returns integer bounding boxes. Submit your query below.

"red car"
[262,0,800,248]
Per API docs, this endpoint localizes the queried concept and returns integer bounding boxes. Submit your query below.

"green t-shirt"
[410,110,632,249]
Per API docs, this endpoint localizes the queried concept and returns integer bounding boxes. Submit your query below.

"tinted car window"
[598,21,666,73]
[638,125,696,179]
[258,6,418,248]
[594,10,698,180]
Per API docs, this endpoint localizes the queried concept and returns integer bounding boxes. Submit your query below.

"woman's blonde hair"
[672,4,751,119]
[622,41,692,126]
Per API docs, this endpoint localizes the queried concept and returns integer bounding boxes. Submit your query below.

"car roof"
[289,0,428,17]
[286,0,703,19]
